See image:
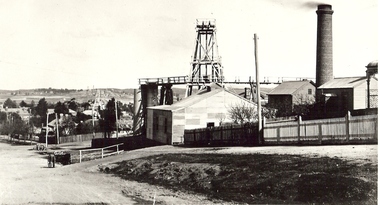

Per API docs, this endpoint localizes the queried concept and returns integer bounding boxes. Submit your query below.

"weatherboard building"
[146,84,257,145]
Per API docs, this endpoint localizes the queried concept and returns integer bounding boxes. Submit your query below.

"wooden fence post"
[318,124,322,144]
[220,126,223,143]
[231,125,233,143]
[261,117,266,145]
[277,127,280,143]
[345,111,351,142]
[297,116,302,143]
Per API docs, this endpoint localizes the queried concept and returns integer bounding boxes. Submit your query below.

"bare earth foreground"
[0,135,377,204]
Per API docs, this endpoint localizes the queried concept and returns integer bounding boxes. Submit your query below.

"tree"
[292,94,315,116]
[98,98,121,138]
[29,116,42,128]
[68,98,78,111]
[0,112,28,137]
[29,100,36,115]
[216,113,226,126]
[125,102,134,116]
[3,98,17,108]
[35,98,48,117]
[12,113,28,136]
[228,103,258,125]
[35,98,48,126]
[54,101,69,114]
[59,115,76,136]
[19,100,28,108]
[262,106,277,119]
[81,102,91,110]
[30,100,35,108]
[0,112,7,123]
[47,102,55,109]
[77,120,100,134]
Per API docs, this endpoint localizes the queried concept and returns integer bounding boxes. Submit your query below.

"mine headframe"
[188,19,224,95]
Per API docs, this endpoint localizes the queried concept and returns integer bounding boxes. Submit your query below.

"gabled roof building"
[267,80,316,116]
[318,76,378,114]
[146,84,256,145]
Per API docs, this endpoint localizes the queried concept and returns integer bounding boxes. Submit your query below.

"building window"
[308,89,312,95]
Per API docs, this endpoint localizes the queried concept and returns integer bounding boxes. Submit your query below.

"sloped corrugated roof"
[149,83,255,111]
[149,85,224,111]
[268,81,314,95]
[318,76,368,89]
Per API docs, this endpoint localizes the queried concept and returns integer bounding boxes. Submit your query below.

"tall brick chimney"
[316,4,334,88]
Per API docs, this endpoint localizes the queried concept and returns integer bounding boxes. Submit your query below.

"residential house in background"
[0,107,31,121]
[146,84,257,145]
[267,80,316,116]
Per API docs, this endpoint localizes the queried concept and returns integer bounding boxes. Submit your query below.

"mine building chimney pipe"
[316,4,334,88]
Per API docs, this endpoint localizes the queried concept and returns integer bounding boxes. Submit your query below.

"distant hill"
[0,85,276,106]
[0,88,137,105]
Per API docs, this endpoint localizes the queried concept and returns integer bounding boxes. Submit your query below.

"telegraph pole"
[45,113,49,148]
[254,33,262,144]
[115,100,119,139]
[55,113,59,144]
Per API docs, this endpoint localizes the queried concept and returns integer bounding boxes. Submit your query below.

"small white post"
[117,144,119,154]
[101,149,104,158]
[345,110,351,141]
[79,150,82,163]
[297,116,302,143]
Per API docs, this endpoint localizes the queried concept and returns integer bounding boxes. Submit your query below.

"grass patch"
[106,153,377,204]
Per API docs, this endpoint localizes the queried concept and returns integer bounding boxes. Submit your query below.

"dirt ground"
[0,135,377,204]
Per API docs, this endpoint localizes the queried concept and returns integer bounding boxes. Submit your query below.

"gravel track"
[0,135,377,204]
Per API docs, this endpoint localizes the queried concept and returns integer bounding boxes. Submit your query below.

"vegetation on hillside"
[107,153,377,204]
[0,95,135,137]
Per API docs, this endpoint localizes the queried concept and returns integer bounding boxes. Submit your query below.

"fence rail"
[60,132,103,144]
[264,113,377,145]
[139,76,188,85]
[184,124,259,146]
[79,143,124,163]
[184,112,377,146]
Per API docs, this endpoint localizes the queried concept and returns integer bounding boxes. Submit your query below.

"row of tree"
[1,97,134,138]
[0,112,29,137]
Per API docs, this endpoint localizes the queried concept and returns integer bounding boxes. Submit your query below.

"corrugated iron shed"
[318,76,368,89]
[149,83,254,111]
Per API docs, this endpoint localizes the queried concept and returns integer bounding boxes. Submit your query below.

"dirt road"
[0,139,138,204]
[0,136,377,204]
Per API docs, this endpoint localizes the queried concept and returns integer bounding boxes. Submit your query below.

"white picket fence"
[79,143,124,163]
[264,113,377,144]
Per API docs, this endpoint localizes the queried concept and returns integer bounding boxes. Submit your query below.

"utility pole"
[115,100,119,139]
[55,113,59,144]
[29,109,32,145]
[92,97,96,139]
[254,33,262,144]
[45,113,49,148]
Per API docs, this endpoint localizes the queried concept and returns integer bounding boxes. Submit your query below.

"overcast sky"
[0,0,378,90]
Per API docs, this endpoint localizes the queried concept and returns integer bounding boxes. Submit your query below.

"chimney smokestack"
[316,4,334,88]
